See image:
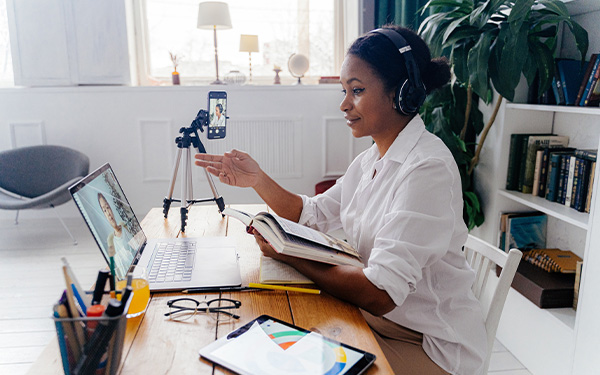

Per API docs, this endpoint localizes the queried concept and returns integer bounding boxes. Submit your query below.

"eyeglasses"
[164,297,241,322]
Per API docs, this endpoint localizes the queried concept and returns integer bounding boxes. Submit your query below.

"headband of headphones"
[370,28,426,115]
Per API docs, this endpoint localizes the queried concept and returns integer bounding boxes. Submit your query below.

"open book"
[223,208,363,268]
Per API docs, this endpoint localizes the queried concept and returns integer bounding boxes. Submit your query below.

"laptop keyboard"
[148,241,196,283]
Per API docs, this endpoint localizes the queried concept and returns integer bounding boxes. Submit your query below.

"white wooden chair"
[463,234,522,374]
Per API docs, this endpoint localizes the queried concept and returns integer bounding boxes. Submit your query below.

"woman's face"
[339,54,397,140]
[99,196,117,228]
[215,106,222,117]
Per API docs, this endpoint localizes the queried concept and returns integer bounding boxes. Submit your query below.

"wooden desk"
[29,204,393,374]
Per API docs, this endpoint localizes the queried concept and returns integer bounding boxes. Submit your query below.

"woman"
[195,25,487,374]
[98,192,135,279]
[211,103,225,127]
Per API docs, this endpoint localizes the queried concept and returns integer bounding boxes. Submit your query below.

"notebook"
[69,163,242,292]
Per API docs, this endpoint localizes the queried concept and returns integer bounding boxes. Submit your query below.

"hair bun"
[422,57,451,93]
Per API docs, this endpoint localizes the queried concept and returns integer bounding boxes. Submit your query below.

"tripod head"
[190,109,209,133]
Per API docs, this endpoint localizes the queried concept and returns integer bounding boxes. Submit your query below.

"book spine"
[574,260,583,310]
[557,155,569,204]
[570,157,581,208]
[506,134,525,190]
[579,57,600,106]
[575,159,590,212]
[584,60,600,106]
[574,149,598,161]
[565,155,577,207]
[553,75,566,105]
[546,153,561,201]
[532,149,544,196]
[586,161,596,213]
[576,55,597,105]
[518,135,531,191]
[538,147,550,198]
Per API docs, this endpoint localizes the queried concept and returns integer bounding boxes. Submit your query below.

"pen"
[248,283,321,295]
[182,286,262,294]
[91,269,110,305]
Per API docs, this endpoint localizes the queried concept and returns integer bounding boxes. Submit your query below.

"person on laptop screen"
[98,192,136,278]
[195,26,487,375]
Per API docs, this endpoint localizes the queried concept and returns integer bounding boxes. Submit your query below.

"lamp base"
[211,78,226,85]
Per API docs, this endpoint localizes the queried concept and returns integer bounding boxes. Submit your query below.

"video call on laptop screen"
[70,163,146,280]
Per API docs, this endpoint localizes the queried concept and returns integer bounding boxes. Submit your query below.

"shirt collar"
[361,114,426,170]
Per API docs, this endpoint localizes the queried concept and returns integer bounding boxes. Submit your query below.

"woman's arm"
[254,230,396,316]
[195,149,303,221]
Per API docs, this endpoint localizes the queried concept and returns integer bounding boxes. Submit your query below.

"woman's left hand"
[252,228,288,262]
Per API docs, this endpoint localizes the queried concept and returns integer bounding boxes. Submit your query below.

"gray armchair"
[0,145,90,244]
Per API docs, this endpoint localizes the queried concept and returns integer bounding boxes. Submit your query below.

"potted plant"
[417,0,588,229]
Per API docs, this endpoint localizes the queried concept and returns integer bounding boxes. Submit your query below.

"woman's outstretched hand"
[194,149,261,188]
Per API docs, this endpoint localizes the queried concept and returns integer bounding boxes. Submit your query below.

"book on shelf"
[544,149,576,202]
[556,58,587,106]
[576,54,599,105]
[578,54,600,106]
[532,149,545,196]
[586,160,596,213]
[259,255,313,284]
[564,155,578,207]
[498,212,547,253]
[222,207,363,268]
[584,58,600,106]
[521,135,569,193]
[522,248,583,273]
[557,153,574,204]
[573,260,583,310]
[551,75,566,105]
[506,134,536,191]
[499,260,576,308]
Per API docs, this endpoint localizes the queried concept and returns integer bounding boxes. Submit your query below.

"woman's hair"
[98,192,109,210]
[215,103,223,113]
[347,25,450,95]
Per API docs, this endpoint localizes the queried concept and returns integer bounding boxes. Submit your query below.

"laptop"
[69,163,242,292]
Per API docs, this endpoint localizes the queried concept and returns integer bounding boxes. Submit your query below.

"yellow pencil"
[248,283,321,295]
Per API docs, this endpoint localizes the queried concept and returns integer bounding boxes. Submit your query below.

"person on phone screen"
[98,192,135,279]
[195,25,487,375]
[211,103,225,127]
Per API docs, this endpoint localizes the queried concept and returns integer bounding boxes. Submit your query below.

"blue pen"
[53,307,71,373]
[71,283,87,315]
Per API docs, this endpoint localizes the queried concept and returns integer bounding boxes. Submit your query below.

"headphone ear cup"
[397,80,426,115]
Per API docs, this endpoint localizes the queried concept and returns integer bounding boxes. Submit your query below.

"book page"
[270,215,360,258]
[222,207,254,226]
[259,256,312,284]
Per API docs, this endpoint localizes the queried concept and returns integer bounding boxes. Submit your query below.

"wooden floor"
[0,215,532,375]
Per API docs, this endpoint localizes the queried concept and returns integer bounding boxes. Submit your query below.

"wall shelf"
[506,103,600,116]
[498,190,590,230]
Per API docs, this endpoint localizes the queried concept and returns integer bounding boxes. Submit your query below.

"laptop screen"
[69,163,146,280]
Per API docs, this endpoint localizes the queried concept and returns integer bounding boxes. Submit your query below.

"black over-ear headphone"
[370,28,426,115]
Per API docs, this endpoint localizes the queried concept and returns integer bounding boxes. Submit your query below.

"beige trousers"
[361,309,449,375]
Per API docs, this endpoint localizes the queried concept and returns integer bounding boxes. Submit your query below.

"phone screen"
[208,91,227,139]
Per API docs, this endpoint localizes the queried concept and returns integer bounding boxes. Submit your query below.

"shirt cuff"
[363,263,414,308]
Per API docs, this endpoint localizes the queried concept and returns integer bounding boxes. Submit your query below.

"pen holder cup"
[52,311,128,375]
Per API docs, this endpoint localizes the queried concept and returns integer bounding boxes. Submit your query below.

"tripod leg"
[180,147,191,232]
[163,148,183,218]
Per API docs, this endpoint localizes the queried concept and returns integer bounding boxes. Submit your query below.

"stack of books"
[549,56,600,107]
[505,133,596,213]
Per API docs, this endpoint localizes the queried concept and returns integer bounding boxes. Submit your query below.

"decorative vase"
[273,68,282,85]
[172,71,180,85]
[224,70,246,85]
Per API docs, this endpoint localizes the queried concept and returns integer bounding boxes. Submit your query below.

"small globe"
[288,54,309,82]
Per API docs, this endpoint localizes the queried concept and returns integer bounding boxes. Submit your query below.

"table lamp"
[197,1,232,84]
[239,34,259,83]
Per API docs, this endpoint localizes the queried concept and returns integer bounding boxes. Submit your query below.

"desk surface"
[28,204,392,374]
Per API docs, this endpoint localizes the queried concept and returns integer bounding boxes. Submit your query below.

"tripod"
[163,109,225,232]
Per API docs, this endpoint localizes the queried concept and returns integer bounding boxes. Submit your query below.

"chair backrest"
[0,145,89,198]
[463,234,522,374]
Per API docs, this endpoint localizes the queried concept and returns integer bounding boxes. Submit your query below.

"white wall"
[0,85,371,221]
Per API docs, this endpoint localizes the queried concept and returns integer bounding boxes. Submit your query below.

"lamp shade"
[239,34,259,53]
[197,1,232,30]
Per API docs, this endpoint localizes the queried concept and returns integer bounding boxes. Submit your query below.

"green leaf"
[567,21,589,60]
[529,41,555,94]
[442,14,472,45]
[496,21,529,101]
[538,0,569,17]
[467,32,494,99]
[508,0,534,33]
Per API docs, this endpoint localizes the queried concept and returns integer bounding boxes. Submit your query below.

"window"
[139,0,342,85]
[0,0,14,87]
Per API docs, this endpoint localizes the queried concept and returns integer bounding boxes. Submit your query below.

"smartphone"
[207,91,227,139]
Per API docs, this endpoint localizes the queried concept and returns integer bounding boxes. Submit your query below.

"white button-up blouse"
[298,115,487,374]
